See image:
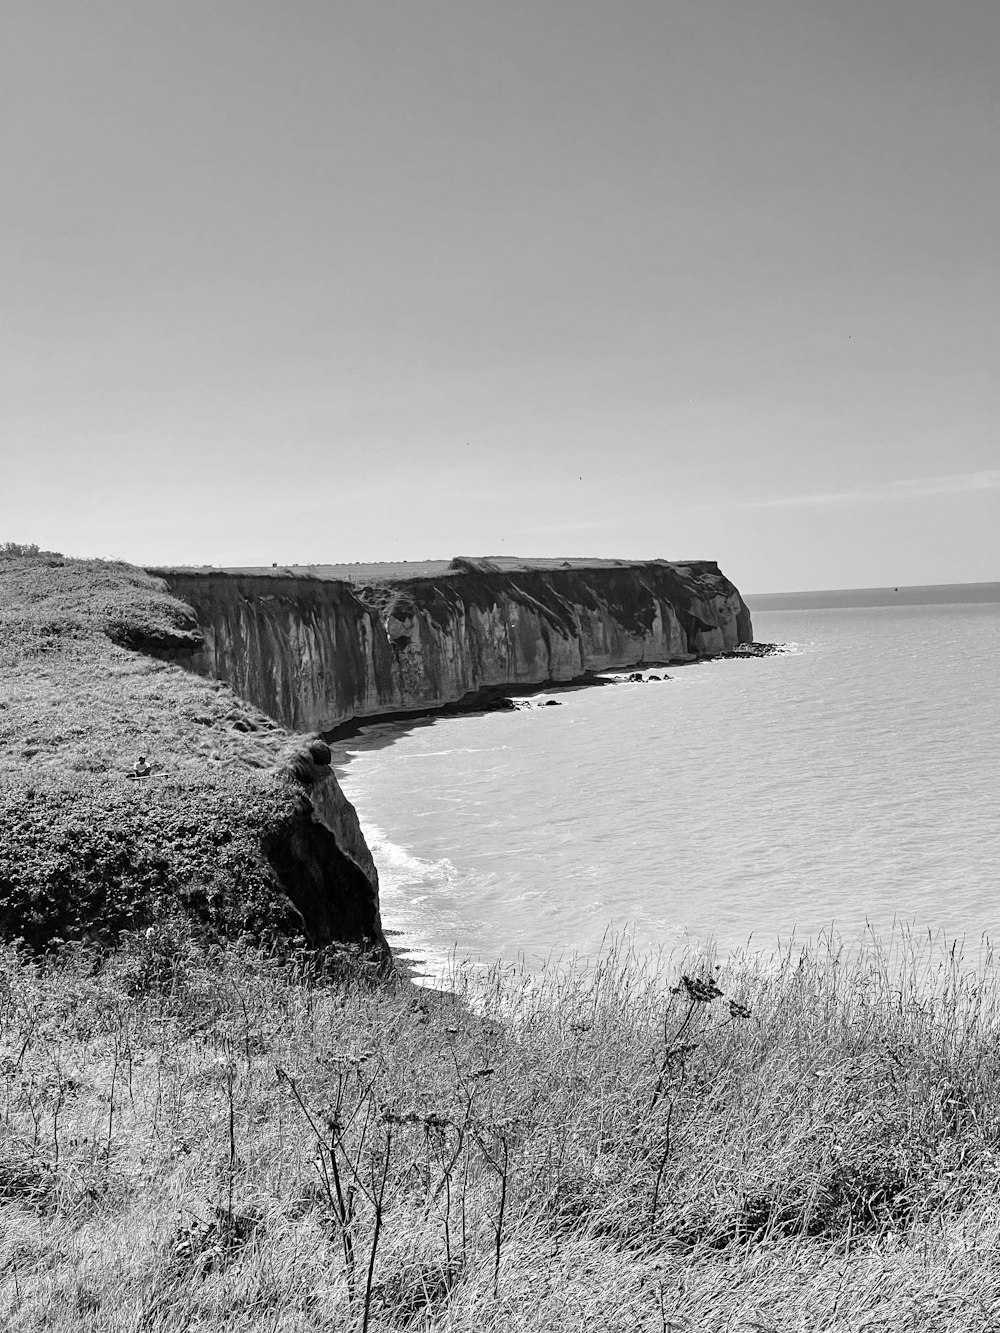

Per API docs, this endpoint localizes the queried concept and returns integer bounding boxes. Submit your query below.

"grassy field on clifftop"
[3,931,1000,1331]
[0,547,288,782]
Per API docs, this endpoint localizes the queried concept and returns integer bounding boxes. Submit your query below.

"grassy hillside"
[0,549,363,947]
[3,931,1000,1330]
[0,548,288,779]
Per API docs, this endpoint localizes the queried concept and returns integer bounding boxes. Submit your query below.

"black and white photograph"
[1,1,998,1327]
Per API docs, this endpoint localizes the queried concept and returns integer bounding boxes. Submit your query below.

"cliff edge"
[150,556,753,732]
[0,551,388,959]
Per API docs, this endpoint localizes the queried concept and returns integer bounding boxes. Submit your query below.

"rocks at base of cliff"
[609,671,672,684]
[716,642,788,658]
[457,689,519,715]
[471,692,562,711]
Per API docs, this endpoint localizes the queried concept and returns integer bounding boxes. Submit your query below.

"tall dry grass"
[2,926,1000,1330]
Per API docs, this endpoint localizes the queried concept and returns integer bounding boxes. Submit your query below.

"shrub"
[0,772,305,947]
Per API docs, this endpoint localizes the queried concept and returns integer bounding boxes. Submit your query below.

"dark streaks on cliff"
[149,557,753,735]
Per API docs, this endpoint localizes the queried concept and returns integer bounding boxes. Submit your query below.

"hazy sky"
[2,0,997,591]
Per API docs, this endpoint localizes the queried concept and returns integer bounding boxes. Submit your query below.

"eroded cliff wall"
[151,557,753,733]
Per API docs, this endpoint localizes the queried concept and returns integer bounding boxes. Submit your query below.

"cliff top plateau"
[148,555,724,583]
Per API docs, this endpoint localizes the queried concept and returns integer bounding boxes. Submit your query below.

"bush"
[0,772,305,947]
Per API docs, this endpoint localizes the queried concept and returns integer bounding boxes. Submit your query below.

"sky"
[2,0,997,593]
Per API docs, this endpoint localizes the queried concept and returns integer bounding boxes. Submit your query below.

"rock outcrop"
[274,737,389,961]
[149,557,753,733]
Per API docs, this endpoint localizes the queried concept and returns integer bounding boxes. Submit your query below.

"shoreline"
[324,641,785,747]
[328,642,791,981]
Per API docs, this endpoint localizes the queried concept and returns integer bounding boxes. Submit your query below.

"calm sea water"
[330,596,1000,979]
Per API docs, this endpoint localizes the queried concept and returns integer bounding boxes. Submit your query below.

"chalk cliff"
[150,557,753,734]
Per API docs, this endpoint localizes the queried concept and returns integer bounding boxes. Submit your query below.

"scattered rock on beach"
[485,695,519,712]
[718,642,787,659]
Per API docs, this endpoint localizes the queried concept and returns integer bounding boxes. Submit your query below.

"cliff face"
[274,737,388,959]
[152,557,753,734]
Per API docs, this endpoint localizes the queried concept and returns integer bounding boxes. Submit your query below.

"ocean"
[329,587,1000,981]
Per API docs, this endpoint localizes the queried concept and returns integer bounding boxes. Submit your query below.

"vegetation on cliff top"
[0,546,202,666]
[3,929,1000,1330]
[0,548,287,774]
[0,548,355,948]
[0,774,305,948]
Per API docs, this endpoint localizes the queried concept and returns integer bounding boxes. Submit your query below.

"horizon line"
[748,578,999,599]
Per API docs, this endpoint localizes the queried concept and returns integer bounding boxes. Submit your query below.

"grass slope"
[3,932,1000,1330]
[1,550,288,778]
[0,550,319,944]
